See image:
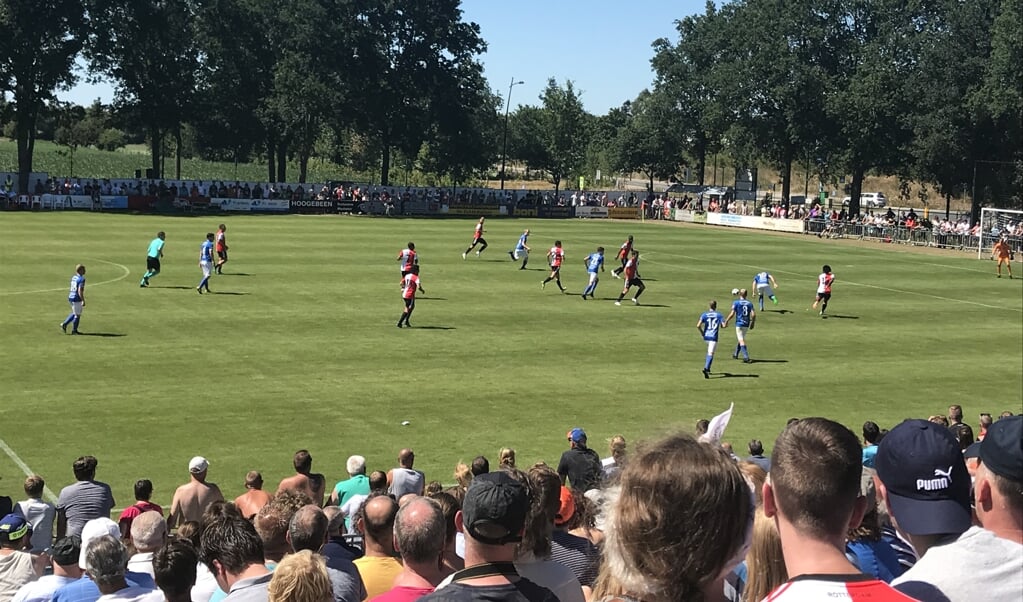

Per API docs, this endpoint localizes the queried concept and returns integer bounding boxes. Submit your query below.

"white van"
[841,192,887,208]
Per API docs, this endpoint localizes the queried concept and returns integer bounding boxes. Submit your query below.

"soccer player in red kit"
[811,264,835,316]
[397,242,417,284]
[614,250,645,305]
[542,241,566,292]
[462,217,488,258]
[214,224,229,274]
[397,265,425,328]
[611,235,633,278]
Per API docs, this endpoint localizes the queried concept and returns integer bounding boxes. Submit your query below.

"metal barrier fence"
[805,219,1023,253]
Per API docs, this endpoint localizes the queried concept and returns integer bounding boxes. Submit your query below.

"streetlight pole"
[500,77,524,191]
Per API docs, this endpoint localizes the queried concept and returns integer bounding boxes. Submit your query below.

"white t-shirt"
[892,526,1023,602]
[97,586,163,602]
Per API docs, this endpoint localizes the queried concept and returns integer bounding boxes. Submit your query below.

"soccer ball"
[731,288,740,296]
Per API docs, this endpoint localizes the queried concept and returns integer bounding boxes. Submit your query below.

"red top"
[549,247,564,267]
[402,274,421,300]
[617,240,632,259]
[368,586,435,602]
[624,258,638,280]
[473,223,483,240]
[398,249,417,271]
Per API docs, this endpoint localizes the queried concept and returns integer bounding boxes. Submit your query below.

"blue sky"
[58,0,707,116]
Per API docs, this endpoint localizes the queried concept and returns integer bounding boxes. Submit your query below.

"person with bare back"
[168,457,224,530]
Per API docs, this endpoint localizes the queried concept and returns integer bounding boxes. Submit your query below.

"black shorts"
[549,265,561,273]
[401,270,411,278]
[217,250,228,260]
[403,298,415,309]
[147,257,161,271]
[474,237,487,246]
[816,291,831,301]
[625,277,644,289]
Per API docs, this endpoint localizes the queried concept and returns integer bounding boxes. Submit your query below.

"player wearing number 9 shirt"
[697,300,725,378]
[724,288,755,363]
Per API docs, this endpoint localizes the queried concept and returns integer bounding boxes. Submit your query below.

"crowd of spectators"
[1,407,1019,602]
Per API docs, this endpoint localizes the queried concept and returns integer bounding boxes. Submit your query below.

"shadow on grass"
[823,314,859,319]
[406,326,456,330]
[220,272,251,276]
[75,332,126,337]
[767,309,794,314]
[748,359,788,364]
[417,297,447,301]
[152,286,193,290]
[212,291,249,296]
[712,372,759,378]
[635,303,670,308]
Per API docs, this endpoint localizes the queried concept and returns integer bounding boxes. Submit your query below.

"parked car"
[841,192,887,208]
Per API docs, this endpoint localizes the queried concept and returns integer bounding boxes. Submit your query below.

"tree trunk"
[380,139,391,186]
[850,165,865,216]
[277,142,287,183]
[780,151,793,204]
[267,139,276,183]
[175,125,182,180]
[14,103,34,195]
[150,125,162,179]
[695,135,707,186]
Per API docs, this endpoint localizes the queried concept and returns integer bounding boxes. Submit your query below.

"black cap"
[875,419,971,536]
[51,535,82,566]
[980,415,1023,482]
[462,472,528,545]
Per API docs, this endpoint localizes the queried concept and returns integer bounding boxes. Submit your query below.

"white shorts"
[756,284,774,297]
[200,261,212,277]
[706,341,718,354]
[513,249,528,260]
[70,301,83,315]
[735,326,748,344]
[587,272,599,284]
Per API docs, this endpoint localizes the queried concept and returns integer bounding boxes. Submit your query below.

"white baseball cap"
[79,517,119,569]
[189,456,209,474]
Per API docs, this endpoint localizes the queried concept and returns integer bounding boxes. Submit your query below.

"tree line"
[1,0,1019,216]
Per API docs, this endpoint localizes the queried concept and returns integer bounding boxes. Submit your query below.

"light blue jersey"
[731,299,755,327]
[69,274,85,301]
[585,253,604,273]
[699,311,724,341]
[754,272,771,286]
[147,237,165,258]
[200,239,214,262]
[515,233,528,251]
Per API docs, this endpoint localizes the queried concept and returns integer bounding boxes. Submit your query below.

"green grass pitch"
[1,212,1020,508]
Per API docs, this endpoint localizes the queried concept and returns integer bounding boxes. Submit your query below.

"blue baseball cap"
[0,513,29,541]
[980,415,1023,482]
[569,428,587,444]
[875,419,972,536]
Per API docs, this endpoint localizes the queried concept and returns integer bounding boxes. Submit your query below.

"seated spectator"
[16,475,55,553]
[0,514,45,600]
[370,496,447,602]
[320,507,362,570]
[601,436,626,481]
[352,496,401,599]
[425,493,462,575]
[86,535,160,602]
[268,552,331,602]
[340,472,387,535]
[119,480,163,539]
[127,512,167,579]
[11,535,82,602]
[877,418,1022,600]
[740,508,786,602]
[861,421,881,468]
[594,434,753,602]
[745,439,771,473]
[152,540,196,602]
[234,472,272,521]
[199,513,271,602]
[286,506,364,602]
[53,518,156,602]
[497,449,515,470]
[845,469,903,582]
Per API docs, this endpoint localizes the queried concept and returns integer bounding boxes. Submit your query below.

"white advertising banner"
[575,206,608,218]
[705,212,805,234]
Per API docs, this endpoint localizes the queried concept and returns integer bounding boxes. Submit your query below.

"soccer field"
[1,212,1020,508]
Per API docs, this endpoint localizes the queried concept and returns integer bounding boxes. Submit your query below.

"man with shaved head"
[387,450,424,499]
[353,495,402,599]
[234,472,272,520]
[286,505,365,602]
[371,497,447,602]
[278,451,326,507]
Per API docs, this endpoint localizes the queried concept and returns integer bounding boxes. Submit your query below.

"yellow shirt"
[353,555,403,599]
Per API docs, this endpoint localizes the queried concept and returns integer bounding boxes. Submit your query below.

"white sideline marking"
[0,259,130,297]
[640,251,1022,312]
[0,437,58,503]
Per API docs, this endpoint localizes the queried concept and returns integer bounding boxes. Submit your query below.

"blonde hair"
[742,508,787,602]
[609,435,627,463]
[595,435,754,602]
[499,447,516,468]
[737,461,767,506]
[268,550,332,602]
[453,462,473,489]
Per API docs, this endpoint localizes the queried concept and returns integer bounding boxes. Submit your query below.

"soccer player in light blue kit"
[197,232,215,294]
[581,246,605,299]
[752,270,779,310]
[724,288,756,363]
[61,264,86,334]
[140,231,166,287]
[697,300,725,378]
[508,229,530,270]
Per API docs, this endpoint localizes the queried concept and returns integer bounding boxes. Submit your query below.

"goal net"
[977,207,1023,259]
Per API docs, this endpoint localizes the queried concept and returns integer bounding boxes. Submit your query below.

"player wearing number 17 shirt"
[397,265,425,328]
[542,241,566,292]
[614,250,645,305]
[724,288,755,363]
[580,247,605,299]
[697,300,725,378]
[397,242,418,283]
[197,233,214,294]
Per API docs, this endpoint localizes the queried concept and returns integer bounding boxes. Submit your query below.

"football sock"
[72,316,80,330]
[634,287,644,299]
[705,355,713,371]
[734,344,741,357]
[62,313,75,327]
[740,345,749,360]
[771,295,778,304]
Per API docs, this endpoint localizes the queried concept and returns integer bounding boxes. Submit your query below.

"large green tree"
[84,0,199,179]
[610,89,684,191]
[0,0,85,193]
[509,79,589,195]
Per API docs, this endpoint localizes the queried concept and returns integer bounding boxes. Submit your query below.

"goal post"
[978,207,1023,259]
